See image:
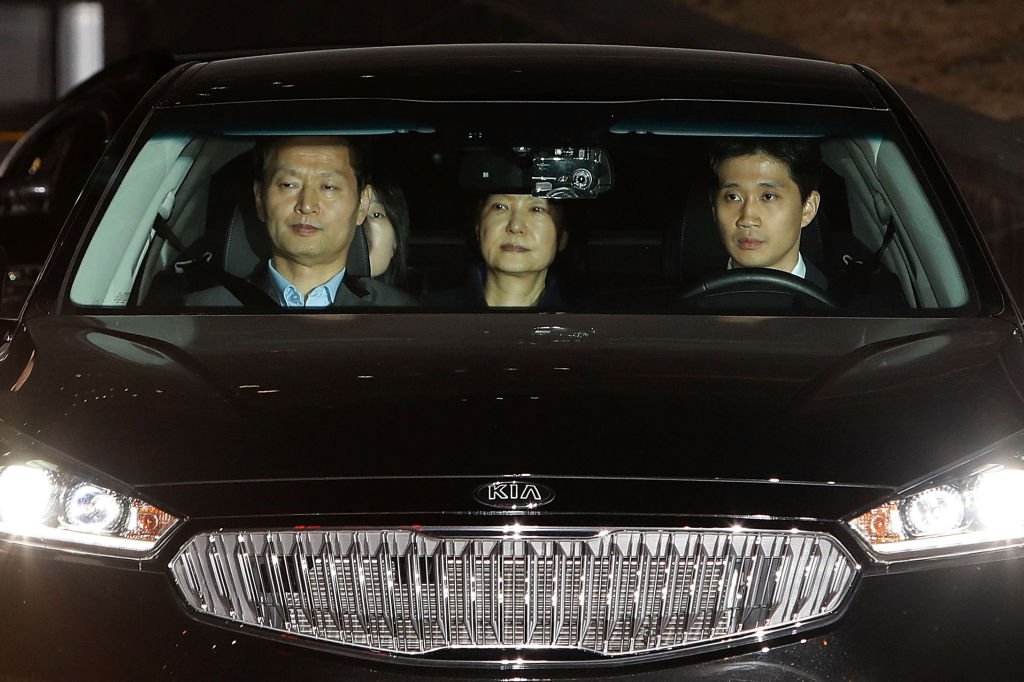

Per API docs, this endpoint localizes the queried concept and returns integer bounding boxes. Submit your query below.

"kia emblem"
[473,480,555,510]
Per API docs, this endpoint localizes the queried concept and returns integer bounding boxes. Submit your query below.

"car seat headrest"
[673,176,729,282]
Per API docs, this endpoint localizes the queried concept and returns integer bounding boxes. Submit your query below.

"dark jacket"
[423,262,569,309]
[185,265,417,307]
[805,259,829,290]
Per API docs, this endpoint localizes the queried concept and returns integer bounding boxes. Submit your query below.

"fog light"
[0,465,56,526]
[64,483,127,533]
[973,468,1024,531]
[901,485,965,537]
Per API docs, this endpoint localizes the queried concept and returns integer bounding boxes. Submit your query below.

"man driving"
[708,138,826,289]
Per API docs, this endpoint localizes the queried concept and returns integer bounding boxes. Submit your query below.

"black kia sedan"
[1,44,1022,680]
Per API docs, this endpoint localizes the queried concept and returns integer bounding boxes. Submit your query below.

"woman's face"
[476,194,564,277]
[364,187,398,277]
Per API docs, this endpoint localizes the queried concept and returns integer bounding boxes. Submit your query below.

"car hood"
[4,313,1024,518]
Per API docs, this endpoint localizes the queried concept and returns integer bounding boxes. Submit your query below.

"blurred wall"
[0,3,53,123]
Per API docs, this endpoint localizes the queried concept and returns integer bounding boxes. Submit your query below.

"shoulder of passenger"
[351,277,419,306]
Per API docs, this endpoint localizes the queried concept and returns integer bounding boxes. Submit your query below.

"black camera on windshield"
[526,147,613,199]
[460,146,614,199]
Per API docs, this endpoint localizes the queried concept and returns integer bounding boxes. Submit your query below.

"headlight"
[0,457,179,558]
[849,447,1024,561]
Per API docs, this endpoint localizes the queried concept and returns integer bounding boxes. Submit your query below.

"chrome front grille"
[170,528,857,661]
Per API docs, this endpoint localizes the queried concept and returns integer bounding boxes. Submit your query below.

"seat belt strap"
[152,214,277,309]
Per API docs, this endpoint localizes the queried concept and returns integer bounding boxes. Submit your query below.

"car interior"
[68,123,971,314]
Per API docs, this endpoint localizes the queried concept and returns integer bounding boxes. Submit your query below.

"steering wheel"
[680,268,837,309]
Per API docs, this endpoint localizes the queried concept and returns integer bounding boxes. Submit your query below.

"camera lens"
[572,169,594,190]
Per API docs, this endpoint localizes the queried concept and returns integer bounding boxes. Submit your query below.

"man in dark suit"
[708,138,827,289]
[188,135,414,307]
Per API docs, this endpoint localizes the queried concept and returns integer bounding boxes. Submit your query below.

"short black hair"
[251,136,368,190]
[708,137,822,201]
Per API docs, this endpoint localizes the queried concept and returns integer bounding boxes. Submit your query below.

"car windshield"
[68,100,971,314]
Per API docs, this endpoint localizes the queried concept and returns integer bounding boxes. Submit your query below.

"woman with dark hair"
[426,193,570,308]
[364,182,410,288]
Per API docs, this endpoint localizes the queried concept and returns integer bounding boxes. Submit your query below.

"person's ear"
[362,184,376,220]
[253,181,266,223]
[356,184,371,225]
[557,229,569,252]
[800,190,821,229]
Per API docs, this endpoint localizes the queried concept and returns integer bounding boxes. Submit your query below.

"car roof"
[163,43,889,109]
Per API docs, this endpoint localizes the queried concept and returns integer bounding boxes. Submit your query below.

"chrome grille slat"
[171,528,858,659]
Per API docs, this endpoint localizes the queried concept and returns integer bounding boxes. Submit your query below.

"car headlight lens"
[64,483,128,532]
[849,463,1024,558]
[0,459,179,558]
[902,484,966,537]
[0,464,55,525]
[973,468,1024,530]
